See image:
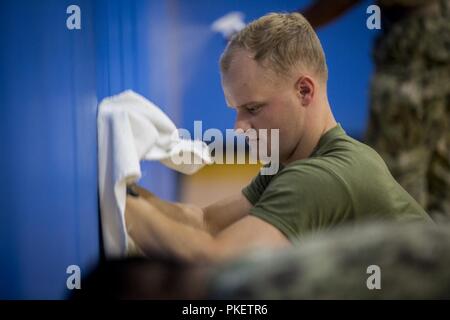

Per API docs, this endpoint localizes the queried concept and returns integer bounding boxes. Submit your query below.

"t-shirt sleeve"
[248,163,351,241]
[242,169,277,205]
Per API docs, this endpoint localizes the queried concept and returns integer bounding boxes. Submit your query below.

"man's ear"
[295,76,315,107]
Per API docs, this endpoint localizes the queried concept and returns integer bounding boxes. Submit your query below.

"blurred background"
[0,0,376,299]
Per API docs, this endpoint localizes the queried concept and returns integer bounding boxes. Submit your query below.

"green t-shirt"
[242,124,432,242]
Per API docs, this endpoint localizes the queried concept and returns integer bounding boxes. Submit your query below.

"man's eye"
[247,105,262,114]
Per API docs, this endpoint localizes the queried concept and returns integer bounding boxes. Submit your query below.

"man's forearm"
[130,184,206,231]
[125,194,219,263]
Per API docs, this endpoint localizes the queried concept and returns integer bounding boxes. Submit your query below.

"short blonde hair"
[220,12,328,82]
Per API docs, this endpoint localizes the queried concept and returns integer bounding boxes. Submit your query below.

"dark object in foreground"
[71,253,211,299]
[74,221,450,299]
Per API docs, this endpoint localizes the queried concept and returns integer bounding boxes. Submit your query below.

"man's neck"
[283,107,337,165]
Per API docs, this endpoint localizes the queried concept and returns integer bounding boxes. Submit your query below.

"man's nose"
[234,113,252,132]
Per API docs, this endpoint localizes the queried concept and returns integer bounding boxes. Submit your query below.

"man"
[300,0,450,222]
[125,12,431,264]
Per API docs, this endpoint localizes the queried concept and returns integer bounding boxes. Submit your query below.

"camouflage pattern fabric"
[207,221,450,299]
[366,0,450,222]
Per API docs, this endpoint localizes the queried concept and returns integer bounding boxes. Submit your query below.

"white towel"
[98,90,211,258]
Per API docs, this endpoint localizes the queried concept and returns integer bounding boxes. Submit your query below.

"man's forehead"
[221,51,276,107]
[222,76,263,108]
[223,50,264,81]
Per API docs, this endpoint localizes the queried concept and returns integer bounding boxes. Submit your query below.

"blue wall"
[0,0,100,299]
[94,0,178,200]
[0,0,179,299]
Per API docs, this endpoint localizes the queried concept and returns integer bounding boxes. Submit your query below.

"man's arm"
[203,194,253,235]
[130,184,205,230]
[300,0,360,29]
[125,194,290,263]
[130,184,252,235]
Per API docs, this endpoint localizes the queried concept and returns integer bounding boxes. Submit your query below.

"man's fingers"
[133,184,156,201]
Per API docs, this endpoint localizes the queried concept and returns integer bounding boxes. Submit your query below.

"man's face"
[221,50,305,164]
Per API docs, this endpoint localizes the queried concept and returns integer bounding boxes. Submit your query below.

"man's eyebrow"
[230,101,261,109]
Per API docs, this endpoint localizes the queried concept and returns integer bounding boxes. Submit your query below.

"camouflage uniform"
[208,221,450,299]
[366,0,450,222]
